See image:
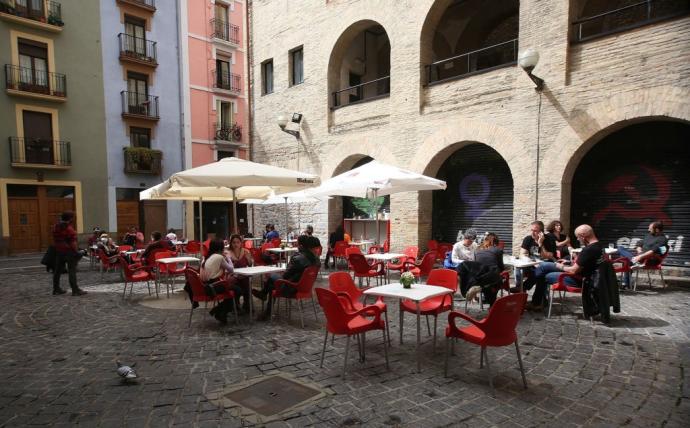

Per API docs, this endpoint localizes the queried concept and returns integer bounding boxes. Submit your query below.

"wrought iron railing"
[210,18,240,44]
[9,137,71,166]
[118,33,157,64]
[426,38,518,85]
[121,91,159,119]
[332,75,390,108]
[0,0,63,26]
[215,123,242,142]
[212,69,241,93]
[572,0,690,42]
[5,64,66,97]
[123,147,162,174]
[117,0,155,11]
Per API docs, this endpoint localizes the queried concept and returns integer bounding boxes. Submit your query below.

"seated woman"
[546,220,571,260]
[198,238,242,324]
[459,233,504,307]
[96,233,119,258]
[446,229,477,269]
[226,233,254,312]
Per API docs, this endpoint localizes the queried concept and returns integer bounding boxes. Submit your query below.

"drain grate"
[225,376,320,416]
[208,373,330,424]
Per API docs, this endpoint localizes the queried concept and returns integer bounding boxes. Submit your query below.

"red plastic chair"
[155,250,187,298]
[427,239,438,253]
[547,273,583,318]
[184,240,201,257]
[184,268,237,327]
[403,251,437,279]
[117,245,133,253]
[119,255,153,299]
[436,243,453,262]
[329,271,390,345]
[368,239,390,254]
[243,240,254,249]
[270,237,282,247]
[632,253,668,290]
[249,248,266,266]
[333,241,349,270]
[610,256,631,288]
[97,249,121,279]
[315,287,389,378]
[386,246,418,273]
[400,268,458,350]
[444,293,528,394]
[349,253,385,287]
[272,266,320,328]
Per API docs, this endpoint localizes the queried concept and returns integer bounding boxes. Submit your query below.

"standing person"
[451,229,477,266]
[52,211,87,296]
[324,225,345,268]
[198,238,241,324]
[226,234,254,313]
[546,220,571,260]
[617,221,668,287]
[252,235,320,321]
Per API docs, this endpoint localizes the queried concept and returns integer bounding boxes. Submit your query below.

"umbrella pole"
[199,197,203,242]
[284,197,289,238]
[232,188,239,235]
[374,189,380,246]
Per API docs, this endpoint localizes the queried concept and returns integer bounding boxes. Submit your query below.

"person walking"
[52,211,87,296]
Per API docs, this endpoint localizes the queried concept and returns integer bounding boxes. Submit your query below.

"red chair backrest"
[201,240,211,258]
[349,253,376,274]
[243,240,254,249]
[644,252,668,268]
[404,246,419,260]
[345,247,362,258]
[316,288,355,335]
[184,267,211,303]
[333,241,348,257]
[417,251,437,276]
[481,293,527,346]
[293,266,320,295]
[328,271,362,301]
[427,239,438,251]
[260,242,275,252]
[185,240,201,253]
[426,268,458,291]
[437,243,453,260]
[314,246,323,257]
[271,238,282,247]
[118,245,132,252]
[155,250,176,273]
[145,248,172,267]
[119,256,143,281]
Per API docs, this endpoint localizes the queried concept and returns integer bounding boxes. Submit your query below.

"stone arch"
[546,85,690,224]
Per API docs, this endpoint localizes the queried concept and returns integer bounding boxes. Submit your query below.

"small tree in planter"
[124,147,162,174]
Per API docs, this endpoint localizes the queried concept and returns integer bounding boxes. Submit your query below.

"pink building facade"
[182,0,249,237]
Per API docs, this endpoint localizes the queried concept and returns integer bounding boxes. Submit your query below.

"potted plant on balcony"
[0,3,15,14]
[48,15,64,26]
[230,123,242,141]
[124,147,162,174]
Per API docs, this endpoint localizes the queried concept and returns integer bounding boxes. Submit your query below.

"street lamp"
[277,113,302,138]
[518,47,544,91]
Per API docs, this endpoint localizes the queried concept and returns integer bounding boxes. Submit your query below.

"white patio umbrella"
[260,190,329,235]
[308,160,447,244]
[140,157,319,237]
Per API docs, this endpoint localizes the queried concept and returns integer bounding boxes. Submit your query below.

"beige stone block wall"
[247,0,690,255]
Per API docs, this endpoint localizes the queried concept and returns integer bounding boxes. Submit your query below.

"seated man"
[539,224,604,306]
[265,224,280,241]
[252,235,320,321]
[141,231,176,262]
[324,225,345,268]
[617,221,668,287]
[515,221,557,293]
[96,233,119,258]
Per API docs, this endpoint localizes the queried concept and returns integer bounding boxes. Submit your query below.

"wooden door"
[117,200,140,241]
[143,201,166,240]
[8,198,41,253]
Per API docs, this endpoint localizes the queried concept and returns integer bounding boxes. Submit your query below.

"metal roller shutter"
[571,121,690,267]
[433,143,514,250]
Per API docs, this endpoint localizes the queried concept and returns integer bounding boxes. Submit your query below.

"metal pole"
[284,196,289,237]
[198,197,203,242]
[374,188,380,246]
[232,188,239,234]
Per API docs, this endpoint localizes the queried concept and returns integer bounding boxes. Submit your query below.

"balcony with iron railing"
[332,76,390,109]
[212,69,241,93]
[9,137,71,168]
[5,64,66,100]
[425,39,518,85]
[0,0,63,30]
[572,0,690,42]
[118,33,157,67]
[123,146,162,174]
[214,123,242,143]
[116,0,155,13]
[210,18,240,45]
[121,91,159,120]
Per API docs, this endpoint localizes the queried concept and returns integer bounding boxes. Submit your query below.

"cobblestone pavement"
[0,257,688,427]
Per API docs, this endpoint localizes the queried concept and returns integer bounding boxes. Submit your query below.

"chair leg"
[122,280,128,299]
[515,340,528,389]
[432,315,438,351]
[188,307,194,327]
[298,299,305,329]
[320,330,328,368]
[342,335,351,379]
[484,347,495,395]
[647,271,652,289]
[147,281,151,296]
[399,305,404,345]
[547,288,554,318]
[634,270,639,292]
[384,311,391,347]
[425,315,431,336]
[382,328,389,370]
[444,337,450,377]
[312,298,318,320]
[233,299,239,325]
[660,269,666,288]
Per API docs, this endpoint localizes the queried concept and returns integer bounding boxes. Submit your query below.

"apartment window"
[218,101,233,128]
[290,47,304,86]
[217,150,234,160]
[216,57,231,89]
[124,15,146,55]
[215,3,228,22]
[18,38,48,88]
[130,127,151,148]
[262,59,273,94]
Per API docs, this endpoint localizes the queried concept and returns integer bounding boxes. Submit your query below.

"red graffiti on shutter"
[591,166,671,226]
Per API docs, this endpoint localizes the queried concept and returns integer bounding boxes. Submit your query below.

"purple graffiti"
[459,173,490,219]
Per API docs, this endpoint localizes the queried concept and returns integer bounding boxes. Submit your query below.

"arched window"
[424,0,519,84]
[328,22,391,108]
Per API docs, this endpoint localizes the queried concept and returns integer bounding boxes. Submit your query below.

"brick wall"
[248,0,690,254]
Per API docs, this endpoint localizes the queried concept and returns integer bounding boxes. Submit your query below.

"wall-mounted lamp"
[277,113,302,138]
[518,48,544,91]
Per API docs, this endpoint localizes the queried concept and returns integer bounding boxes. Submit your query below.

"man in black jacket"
[253,234,320,320]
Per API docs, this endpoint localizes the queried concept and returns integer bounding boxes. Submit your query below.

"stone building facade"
[248,0,690,265]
